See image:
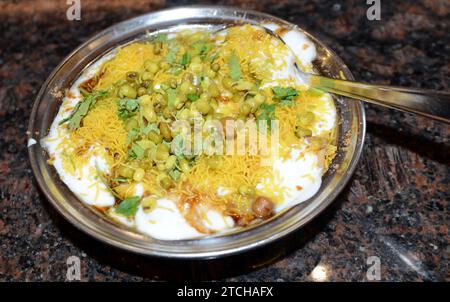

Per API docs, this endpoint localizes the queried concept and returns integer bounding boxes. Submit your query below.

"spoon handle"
[309,75,450,124]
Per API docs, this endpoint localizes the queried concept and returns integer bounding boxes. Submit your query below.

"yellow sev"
[54,25,338,222]
[213,25,294,89]
[96,43,159,90]
[60,98,128,169]
[174,152,288,214]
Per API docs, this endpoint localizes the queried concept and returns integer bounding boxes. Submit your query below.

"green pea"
[174,96,187,110]
[206,156,221,169]
[159,61,170,70]
[159,122,172,141]
[183,72,194,83]
[133,168,145,182]
[117,165,134,178]
[254,93,266,105]
[239,185,255,196]
[144,60,159,74]
[231,94,243,103]
[191,56,202,64]
[156,162,166,171]
[136,139,154,150]
[170,78,177,89]
[180,81,196,94]
[235,80,255,91]
[148,130,162,144]
[143,106,157,123]
[137,87,147,97]
[176,109,190,120]
[162,107,172,119]
[160,176,173,189]
[195,85,203,94]
[196,98,211,115]
[295,127,312,138]
[125,118,138,131]
[200,92,210,102]
[142,71,153,81]
[142,196,157,212]
[119,84,137,99]
[211,63,220,72]
[222,77,234,89]
[246,97,258,113]
[209,82,220,98]
[156,143,170,161]
[206,68,216,79]
[126,71,139,83]
[141,80,151,88]
[179,158,190,172]
[240,102,252,116]
[299,111,315,126]
[154,104,162,113]
[190,62,203,73]
[155,94,167,107]
[164,155,177,170]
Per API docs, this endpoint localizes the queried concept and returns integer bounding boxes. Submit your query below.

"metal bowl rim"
[28,5,366,259]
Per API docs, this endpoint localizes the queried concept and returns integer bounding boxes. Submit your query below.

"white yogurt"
[135,198,202,240]
[43,53,116,207]
[273,148,323,212]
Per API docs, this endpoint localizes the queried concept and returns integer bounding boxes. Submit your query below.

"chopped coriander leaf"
[118,98,140,120]
[166,50,177,63]
[256,103,276,130]
[130,143,145,160]
[127,150,136,160]
[166,88,177,109]
[95,168,121,199]
[259,102,276,113]
[125,99,139,111]
[115,196,140,216]
[79,87,90,97]
[118,110,129,120]
[191,40,211,55]
[140,123,159,135]
[126,128,139,146]
[168,66,182,75]
[181,52,190,66]
[209,52,219,63]
[59,90,108,131]
[279,99,294,106]
[112,177,129,183]
[228,53,242,82]
[272,86,298,101]
[153,33,168,42]
[186,94,199,101]
[169,169,181,181]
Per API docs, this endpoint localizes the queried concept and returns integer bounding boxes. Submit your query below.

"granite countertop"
[0,0,448,281]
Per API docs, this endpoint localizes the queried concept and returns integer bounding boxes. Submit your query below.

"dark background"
[0,0,448,281]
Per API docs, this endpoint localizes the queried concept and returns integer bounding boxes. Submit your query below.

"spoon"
[263,27,450,124]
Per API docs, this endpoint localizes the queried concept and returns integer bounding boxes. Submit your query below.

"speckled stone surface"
[0,0,448,281]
